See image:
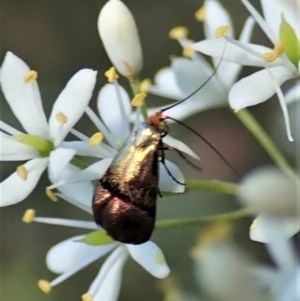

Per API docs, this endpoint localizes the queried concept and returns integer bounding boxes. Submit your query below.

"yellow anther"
[104,66,119,83]
[169,27,188,40]
[140,79,151,93]
[56,112,68,124]
[38,280,52,294]
[262,52,276,62]
[155,252,166,265]
[82,293,94,301]
[46,188,58,202]
[215,25,230,38]
[250,218,258,230]
[274,42,284,57]
[195,6,206,22]
[89,132,104,146]
[22,209,36,224]
[263,42,284,62]
[16,165,28,181]
[183,47,195,58]
[131,93,146,107]
[24,70,38,84]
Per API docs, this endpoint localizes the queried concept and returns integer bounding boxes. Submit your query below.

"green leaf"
[77,230,115,246]
[279,14,300,65]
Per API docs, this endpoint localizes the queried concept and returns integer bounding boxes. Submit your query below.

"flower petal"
[47,235,116,274]
[0,157,48,206]
[0,52,49,137]
[48,69,97,146]
[97,83,131,145]
[0,134,38,161]
[260,0,299,40]
[126,241,170,279]
[163,135,199,160]
[88,246,128,301]
[192,39,283,67]
[204,0,234,39]
[48,158,113,189]
[60,141,115,159]
[250,216,300,243]
[98,0,143,78]
[48,148,76,182]
[149,67,184,100]
[48,164,94,210]
[159,160,185,193]
[229,66,294,111]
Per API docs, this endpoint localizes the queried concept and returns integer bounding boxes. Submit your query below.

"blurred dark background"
[0,0,298,300]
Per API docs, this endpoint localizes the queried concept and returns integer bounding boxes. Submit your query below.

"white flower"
[238,166,300,242]
[48,78,200,197]
[0,52,97,206]
[25,210,169,301]
[193,0,300,141]
[146,0,255,121]
[98,0,143,80]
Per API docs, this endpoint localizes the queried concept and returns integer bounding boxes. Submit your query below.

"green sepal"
[13,134,54,156]
[77,229,115,246]
[279,14,300,65]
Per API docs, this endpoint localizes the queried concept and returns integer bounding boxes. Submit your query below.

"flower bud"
[239,167,299,218]
[98,0,143,80]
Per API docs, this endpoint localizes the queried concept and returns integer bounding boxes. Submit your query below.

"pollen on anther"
[169,27,188,40]
[17,165,28,181]
[274,42,284,57]
[183,47,195,58]
[46,188,58,202]
[195,6,206,22]
[38,280,52,294]
[140,79,151,93]
[131,93,146,107]
[24,70,38,84]
[82,293,94,301]
[104,67,119,83]
[215,26,229,38]
[89,132,104,146]
[22,209,36,223]
[56,112,68,124]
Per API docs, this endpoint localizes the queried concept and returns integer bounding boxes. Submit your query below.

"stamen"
[155,252,166,265]
[104,67,119,83]
[24,70,38,84]
[140,79,151,93]
[89,132,104,146]
[56,112,68,124]
[16,165,28,181]
[131,93,146,107]
[82,293,94,301]
[262,43,284,62]
[195,6,206,22]
[22,209,36,224]
[169,27,188,40]
[38,280,52,294]
[46,188,58,202]
[122,59,136,78]
[183,40,195,58]
[215,26,230,38]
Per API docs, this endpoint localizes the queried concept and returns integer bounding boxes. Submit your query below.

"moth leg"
[161,146,202,172]
[159,143,185,186]
[157,187,163,198]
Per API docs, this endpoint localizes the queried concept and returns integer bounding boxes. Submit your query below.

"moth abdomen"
[93,181,157,244]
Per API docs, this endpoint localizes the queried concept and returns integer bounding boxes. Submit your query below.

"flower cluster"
[1,0,299,301]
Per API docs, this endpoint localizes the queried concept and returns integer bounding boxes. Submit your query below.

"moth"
[92,63,238,245]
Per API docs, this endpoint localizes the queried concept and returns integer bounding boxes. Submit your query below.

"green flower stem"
[236,109,296,178]
[155,208,253,230]
[130,79,148,121]
[186,179,239,195]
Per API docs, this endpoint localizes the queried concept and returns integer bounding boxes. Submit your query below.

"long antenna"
[161,41,228,113]
[166,116,240,177]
